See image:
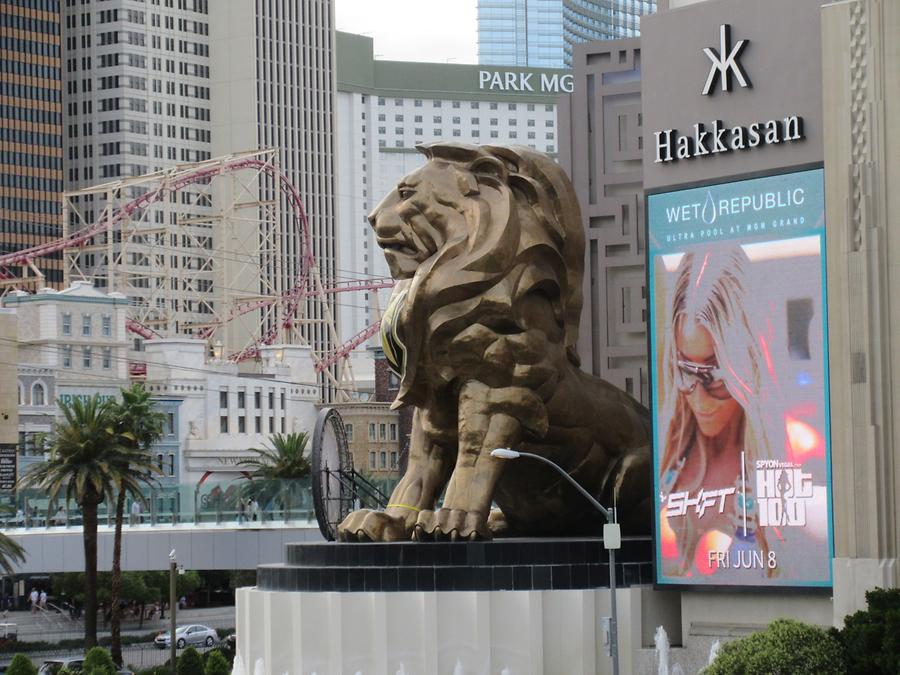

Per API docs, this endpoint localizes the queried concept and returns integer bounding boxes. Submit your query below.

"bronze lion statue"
[338,143,651,542]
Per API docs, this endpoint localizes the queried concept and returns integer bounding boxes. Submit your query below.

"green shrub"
[176,647,204,675]
[834,586,900,674]
[82,646,116,675]
[703,618,844,675]
[6,654,36,675]
[203,650,230,675]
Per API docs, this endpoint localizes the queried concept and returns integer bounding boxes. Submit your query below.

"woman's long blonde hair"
[658,247,784,569]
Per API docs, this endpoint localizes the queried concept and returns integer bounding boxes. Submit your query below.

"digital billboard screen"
[648,168,833,588]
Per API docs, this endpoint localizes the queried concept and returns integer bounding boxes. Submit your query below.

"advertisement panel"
[648,168,833,588]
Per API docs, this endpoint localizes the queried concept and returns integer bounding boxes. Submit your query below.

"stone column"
[821,0,900,623]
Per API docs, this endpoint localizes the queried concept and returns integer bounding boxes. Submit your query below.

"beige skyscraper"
[211,0,338,396]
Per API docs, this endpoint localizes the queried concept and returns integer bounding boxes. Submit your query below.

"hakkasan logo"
[653,24,806,164]
[664,187,806,225]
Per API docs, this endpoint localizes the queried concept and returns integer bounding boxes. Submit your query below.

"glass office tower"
[478,0,658,69]
[478,0,565,68]
[563,0,657,66]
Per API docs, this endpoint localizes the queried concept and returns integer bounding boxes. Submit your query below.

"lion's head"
[369,142,585,405]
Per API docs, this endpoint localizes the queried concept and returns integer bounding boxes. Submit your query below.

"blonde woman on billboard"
[658,246,784,580]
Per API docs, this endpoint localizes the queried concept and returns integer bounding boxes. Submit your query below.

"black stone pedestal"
[257,536,653,593]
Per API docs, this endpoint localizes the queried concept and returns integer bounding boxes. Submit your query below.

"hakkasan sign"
[647,168,833,588]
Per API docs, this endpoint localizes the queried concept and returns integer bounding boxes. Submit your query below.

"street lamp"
[491,448,622,675]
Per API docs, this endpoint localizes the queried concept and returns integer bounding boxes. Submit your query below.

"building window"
[220,416,228,433]
[368,423,376,441]
[345,424,354,441]
[255,417,261,433]
[166,412,175,434]
[101,314,112,337]
[369,452,376,469]
[17,384,22,405]
[32,383,45,406]
[280,392,285,409]
[379,423,386,440]
[62,345,72,368]
[219,390,228,408]
[82,346,92,369]
[237,391,246,408]
[268,391,274,409]
[254,390,261,408]
[82,314,92,336]
[238,416,246,433]
[167,453,175,477]
[390,451,398,468]
[268,417,274,433]
[380,451,387,469]
[102,347,112,369]
[61,313,72,336]
[390,424,397,441]
[281,417,285,433]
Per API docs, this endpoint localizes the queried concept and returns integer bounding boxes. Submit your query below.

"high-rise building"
[0,0,63,288]
[60,0,214,340]
[562,0,658,66]
[477,0,659,69]
[478,0,565,68]
[211,0,339,394]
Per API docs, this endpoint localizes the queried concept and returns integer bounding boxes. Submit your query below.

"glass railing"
[0,478,321,531]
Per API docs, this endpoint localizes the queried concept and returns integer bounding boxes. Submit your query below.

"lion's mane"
[391,142,585,406]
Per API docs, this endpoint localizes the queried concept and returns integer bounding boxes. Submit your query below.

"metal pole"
[169,558,177,670]
[497,450,620,675]
[608,509,619,675]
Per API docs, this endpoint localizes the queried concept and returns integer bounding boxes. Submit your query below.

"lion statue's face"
[368,161,470,280]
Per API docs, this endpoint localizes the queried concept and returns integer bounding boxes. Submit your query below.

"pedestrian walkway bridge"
[3,520,324,574]
[0,478,342,574]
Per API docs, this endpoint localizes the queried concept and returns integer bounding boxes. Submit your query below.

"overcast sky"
[335,0,478,64]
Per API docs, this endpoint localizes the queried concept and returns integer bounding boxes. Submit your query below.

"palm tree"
[0,511,25,576]
[240,432,311,519]
[108,384,165,666]
[17,394,144,648]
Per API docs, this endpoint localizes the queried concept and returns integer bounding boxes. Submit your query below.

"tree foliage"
[833,587,900,675]
[16,395,132,648]
[6,654,37,675]
[204,650,230,675]
[176,647,204,675]
[82,646,117,675]
[241,432,311,480]
[703,618,845,675]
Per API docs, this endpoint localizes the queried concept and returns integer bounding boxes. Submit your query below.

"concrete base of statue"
[234,538,676,674]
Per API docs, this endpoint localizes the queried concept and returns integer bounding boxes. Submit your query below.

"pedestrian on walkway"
[29,588,37,613]
[130,499,142,525]
[39,589,47,609]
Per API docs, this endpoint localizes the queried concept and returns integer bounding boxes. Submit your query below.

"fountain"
[655,625,670,675]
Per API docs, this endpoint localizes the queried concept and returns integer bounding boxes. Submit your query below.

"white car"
[154,624,219,649]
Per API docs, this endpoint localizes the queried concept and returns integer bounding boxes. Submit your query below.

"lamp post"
[168,549,177,670]
[491,448,621,675]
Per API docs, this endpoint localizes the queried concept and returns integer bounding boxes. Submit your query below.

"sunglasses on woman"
[675,359,731,399]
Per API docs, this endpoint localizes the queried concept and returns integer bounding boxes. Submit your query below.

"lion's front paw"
[413,508,491,541]
[337,509,410,542]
